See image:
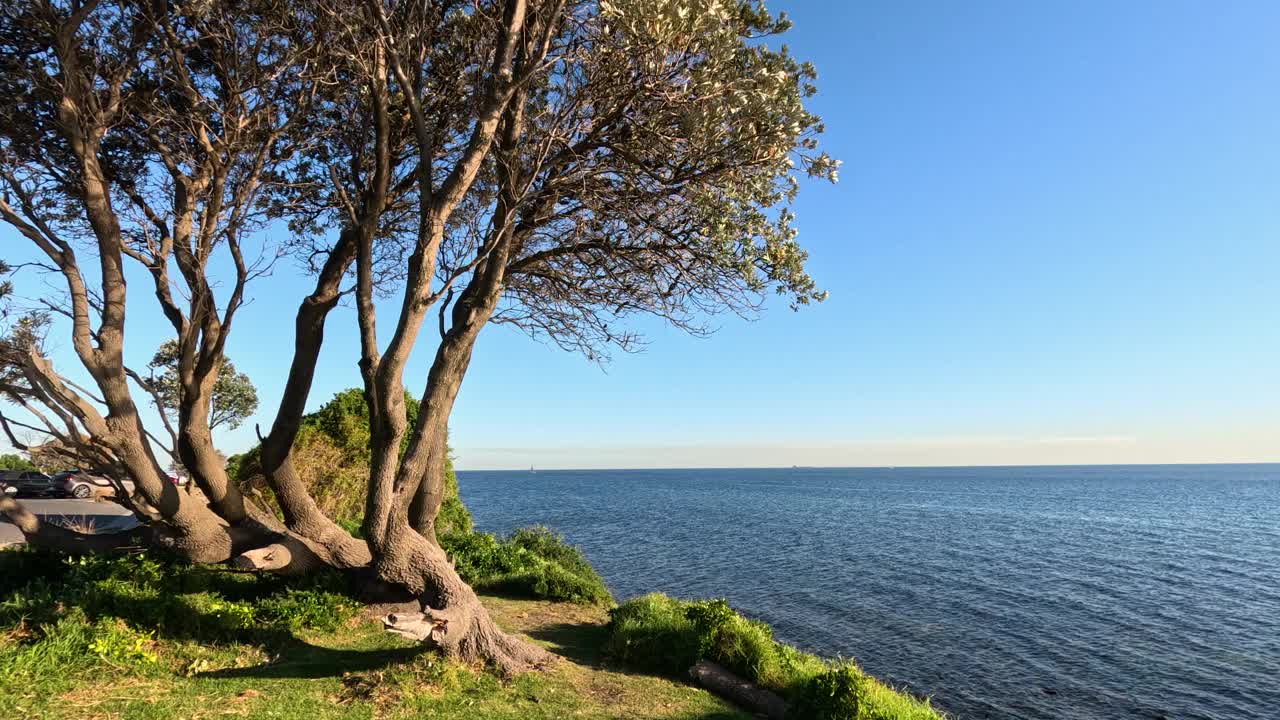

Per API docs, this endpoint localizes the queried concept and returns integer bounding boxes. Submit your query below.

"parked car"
[0,470,60,498]
[50,469,133,500]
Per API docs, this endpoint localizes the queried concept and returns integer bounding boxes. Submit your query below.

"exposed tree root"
[375,528,553,675]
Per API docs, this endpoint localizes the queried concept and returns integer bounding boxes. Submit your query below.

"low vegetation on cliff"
[441,526,613,607]
[0,549,740,720]
[606,593,942,720]
[0,547,939,720]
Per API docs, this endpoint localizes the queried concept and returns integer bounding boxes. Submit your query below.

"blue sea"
[457,464,1280,720]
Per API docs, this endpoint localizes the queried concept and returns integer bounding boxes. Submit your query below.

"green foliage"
[435,454,472,536]
[304,387,420,458]
[441,526,611,606]
[605,593,939,720]
[0,575,745,720]
[791,665,865,720]
[601,593,702,672]
[147,339,259,431]
[86,618,160,665]
[0,548,360,683]
[0,453,36,471]
[1,610,128,679]
[226,387,472,534]
[256,587,357,633]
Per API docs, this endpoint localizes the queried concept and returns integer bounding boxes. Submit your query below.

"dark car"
[50,469,132,500]
[0,470,60,498]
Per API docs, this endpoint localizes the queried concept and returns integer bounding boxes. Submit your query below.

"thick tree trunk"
[177,372,253,523]
[378,518,552,674]
[357,3,560,671]
[367,239,541,670]
[257,230,371,568]
[407,422,448,543]
[689,661,788,720]
[87,368,238,562]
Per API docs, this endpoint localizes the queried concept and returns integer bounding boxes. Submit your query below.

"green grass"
[0,548,741,720]
[442,525,613,606]
[0,547,941,720]
[605,593,943,720]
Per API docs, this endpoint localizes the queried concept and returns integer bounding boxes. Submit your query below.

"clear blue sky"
[5,1,1278,468]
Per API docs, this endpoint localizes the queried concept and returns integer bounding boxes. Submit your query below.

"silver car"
[51,469,134,499]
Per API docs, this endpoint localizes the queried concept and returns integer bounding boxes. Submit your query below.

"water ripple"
[461,464,1280,720]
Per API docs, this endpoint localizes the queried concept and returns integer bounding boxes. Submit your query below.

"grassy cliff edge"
[0,539,940,719]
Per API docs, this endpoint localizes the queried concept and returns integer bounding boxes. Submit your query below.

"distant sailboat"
[529,465,536,474]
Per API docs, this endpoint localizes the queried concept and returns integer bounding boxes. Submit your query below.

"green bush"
[0,453,37,472]
[792,664,864,720]
[86,618,160,666]
[435,459,472,536]
[602,593,702,672]
[256,587,357,632]
[441,526,611,606]
[604,593,939,720]
[226,387,474,535]
[2,609,114,679]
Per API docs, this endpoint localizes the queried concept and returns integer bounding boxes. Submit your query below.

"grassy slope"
[1,594,747,720]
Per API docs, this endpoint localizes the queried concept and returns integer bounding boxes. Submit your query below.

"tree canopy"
[147,340,259,432]
[0,0,833,671]
[0,453,37,472]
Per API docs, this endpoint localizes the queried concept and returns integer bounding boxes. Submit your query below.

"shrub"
[226,387,474,534]
[603,593,702,672]
[0,610,157,681]
[441,526,611,606]
[0,453,37,472]
[1,609,109,679]
[792,665,864,720]
[86,618,159,666]
[0,546,86,595]
[256,587,357,632]
[435,459,472,536]
[605,593,939,720]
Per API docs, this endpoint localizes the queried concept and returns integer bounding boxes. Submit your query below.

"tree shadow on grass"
[199,638,430,680]
[526,620,610,668]
[678,711,753,720]
[51,569,434,681]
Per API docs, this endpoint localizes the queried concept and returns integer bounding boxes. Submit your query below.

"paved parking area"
[0,498,139,546]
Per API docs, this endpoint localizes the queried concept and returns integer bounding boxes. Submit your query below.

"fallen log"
[689,660,788,719]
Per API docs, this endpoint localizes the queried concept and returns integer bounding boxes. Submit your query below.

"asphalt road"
[0,497,139,546]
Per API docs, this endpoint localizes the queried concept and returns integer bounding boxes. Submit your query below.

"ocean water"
[457,464,1280,720]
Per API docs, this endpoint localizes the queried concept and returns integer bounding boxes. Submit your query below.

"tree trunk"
[689,661,788,720]
[257,231,371,569]
[85,364,239,563]
[377,517,552,674]
[408,423,448,543]
[357,4,555,670]
[176,369,252,523]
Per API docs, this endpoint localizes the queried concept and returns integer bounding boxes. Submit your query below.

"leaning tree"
[0,0,333,561]
[0,0,835,671]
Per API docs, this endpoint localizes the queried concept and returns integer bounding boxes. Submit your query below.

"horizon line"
[456,460,1280,473]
